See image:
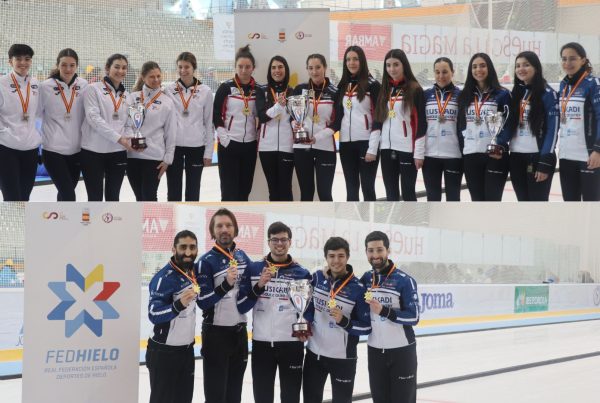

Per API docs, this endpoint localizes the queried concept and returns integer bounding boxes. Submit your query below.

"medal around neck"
[128,103,148,150]
[286,95,312,145]
[484,105,509,156]
[288,279,313,337]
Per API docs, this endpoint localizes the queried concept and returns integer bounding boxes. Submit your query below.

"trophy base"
[293,131,312,145]
[486,144,503,156]
[291,322,312,338]
[131,137,148,150]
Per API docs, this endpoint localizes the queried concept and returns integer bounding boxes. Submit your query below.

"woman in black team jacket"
[292,54,338,201]
[213,45,258,201]
[255,55,295,201]
[331,45,381,201]
[508,51,559,201]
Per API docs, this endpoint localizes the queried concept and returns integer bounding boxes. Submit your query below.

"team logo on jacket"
[47,264,120,337]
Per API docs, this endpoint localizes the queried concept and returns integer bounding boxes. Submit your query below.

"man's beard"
[175,253,196,271]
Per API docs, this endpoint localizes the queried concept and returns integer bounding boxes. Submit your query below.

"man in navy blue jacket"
[360,231,420,403]
[146,230,200,403]
[196,208,252,403]
[303,236,371,403]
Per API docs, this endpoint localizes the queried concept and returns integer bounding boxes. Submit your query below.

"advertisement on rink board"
[22,203,142,403]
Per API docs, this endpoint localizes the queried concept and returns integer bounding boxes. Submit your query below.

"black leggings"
[80,148,127,201]
[166,145,205,201]
[201,325,248,403]
[259,151,295,201]
[303,349,357,403]
[463,152,509,201]
[146,339,195,403]
[42,149,81,201]
[251,340,304,403]
[381,149,417,201]
[368,343,417,403]
[218,140,257,201]
[0,144,38,201]
[509,152,554,201]
[127,158,162,201]
[422,156,463,201]
[293,148,336,201]
[339,140,378,201]
[559,158,600,201]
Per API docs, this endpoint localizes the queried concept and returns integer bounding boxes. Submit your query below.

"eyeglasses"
[268,237,290,244]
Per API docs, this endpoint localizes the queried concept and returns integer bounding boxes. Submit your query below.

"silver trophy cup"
[285,95,311,145]
[484,105,509,156]
[128,103,148,150]
[288,279,313,337]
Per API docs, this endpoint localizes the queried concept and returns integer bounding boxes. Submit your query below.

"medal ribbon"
[54,79,77,114]
[473,93,491,122]
[388,86,402,113]
[345,82,358,104]
[213,243,237,266]
[435,88,452,120]
[329,272,355,303]
[169,260,198,289]
[519,91,531,125]
[140,89,163,110]
[310,79,326,117]
[176,80,198,112]
[561,71,588,120]
[102,79,124,114]
[234,76,254,113]
[371,263,396,290]
[10,73,31,115]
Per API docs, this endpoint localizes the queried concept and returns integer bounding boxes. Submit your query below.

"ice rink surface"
[1,319,598,402]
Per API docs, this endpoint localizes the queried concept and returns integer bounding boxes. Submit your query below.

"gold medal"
[345,99,352,109]
[193,284,200,294]
[388,110,396,118]
[268,263,278,275]
[312,114,320,124]
[229,259,238,268]
[364,289,373,302]
[327,298,337,309]
[242,107,250,116]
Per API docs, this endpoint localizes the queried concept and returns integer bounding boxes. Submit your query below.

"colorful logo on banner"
[47,264,120,337]
[514,286,549,313]
[338,23,391,61]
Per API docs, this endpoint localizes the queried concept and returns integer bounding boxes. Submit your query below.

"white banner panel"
[23,203,142,403]
[213,13,235,61]
[549,284,600,311]
[234,9,330,87]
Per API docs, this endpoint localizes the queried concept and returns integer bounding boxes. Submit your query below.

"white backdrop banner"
[23,203,142,403]
[234,8,330,87]
[213,13,235,61]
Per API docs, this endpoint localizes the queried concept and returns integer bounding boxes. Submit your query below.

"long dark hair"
[337,45,370,102]
[266,55,291,107]
[510,51,546,136]
[374,49,421,123]
[49,48,79,79]
[457,53,502,116]
[132,61,161,92]
[560,42,593,74]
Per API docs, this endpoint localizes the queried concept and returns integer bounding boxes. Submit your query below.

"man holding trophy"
[360,231,420,403]
[237,221,311,403]
[302,237,371,403]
